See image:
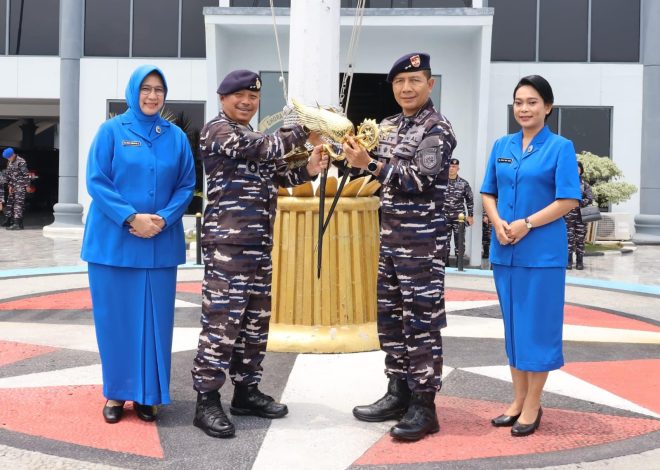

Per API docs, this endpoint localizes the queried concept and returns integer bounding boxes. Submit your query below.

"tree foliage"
[577,152,637,207]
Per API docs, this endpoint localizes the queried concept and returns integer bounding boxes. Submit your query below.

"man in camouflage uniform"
[564,161,594,270]
[442,158,473,266]
[1,148,29,230]
[191,70,327,439]
[343,52,456,442]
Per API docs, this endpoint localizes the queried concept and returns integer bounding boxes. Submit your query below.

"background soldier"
[564,161,594,270]
[482,208,492,259]
[191,70,327,439]
[1,148,29,230]
[442,158,473,266]
[343,52,456,442]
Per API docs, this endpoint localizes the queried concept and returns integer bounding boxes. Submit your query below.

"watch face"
[368,160,378,172]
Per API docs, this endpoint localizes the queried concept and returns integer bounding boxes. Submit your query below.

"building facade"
[0,0,657,253]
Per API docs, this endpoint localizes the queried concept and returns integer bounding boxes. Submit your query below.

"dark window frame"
[488,0,641,64]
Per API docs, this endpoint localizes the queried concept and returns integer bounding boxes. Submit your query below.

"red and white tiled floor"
[0,272,659,469]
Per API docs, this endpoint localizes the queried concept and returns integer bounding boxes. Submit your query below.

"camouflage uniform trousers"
[565,210,587,256]
[482,220,492,257]
[377,252,445,393]
[445,217,466,260]
[192,244,273,393]
[5,186,26,219]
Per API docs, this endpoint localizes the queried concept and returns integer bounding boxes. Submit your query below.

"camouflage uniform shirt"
[374,99,457,259]
[200,112,311,247]
[4,155,29,193]
[443,176,473,219]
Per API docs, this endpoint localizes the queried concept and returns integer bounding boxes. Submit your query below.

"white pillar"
[287,0,341,107]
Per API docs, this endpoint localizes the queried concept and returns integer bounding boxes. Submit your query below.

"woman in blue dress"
[81,65,196,423]
[480,75,581,437]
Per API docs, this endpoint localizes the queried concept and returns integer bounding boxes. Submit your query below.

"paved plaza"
[0,226,658,469]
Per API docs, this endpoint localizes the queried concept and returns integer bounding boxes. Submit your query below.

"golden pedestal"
[269,192,380,353]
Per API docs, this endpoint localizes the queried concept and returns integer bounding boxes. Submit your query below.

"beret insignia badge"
[410,54,421,68]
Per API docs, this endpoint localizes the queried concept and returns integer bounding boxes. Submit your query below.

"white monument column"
[287,0,341,107]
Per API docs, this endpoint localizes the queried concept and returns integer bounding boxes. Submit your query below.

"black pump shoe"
[491,412,521,427]
[511,407,543,437]
[134,402,157,422]
[103,400,125,423]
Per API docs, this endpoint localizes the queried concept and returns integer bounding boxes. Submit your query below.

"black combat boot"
[482,246,489,259]
[7,218,23,230]
[567,252,573,270]
[389,391,439,441]
[2,217,12,228]
[353,377,411,422]
[575,253,584,270]
[230,384,288,419]
[193,390,235,438]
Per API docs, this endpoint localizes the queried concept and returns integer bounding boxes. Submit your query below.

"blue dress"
[480,125,581,372]
[81,65,196,404]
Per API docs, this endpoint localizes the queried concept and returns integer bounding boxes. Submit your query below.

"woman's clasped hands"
[129,213,165,238]
[494,218,532,246]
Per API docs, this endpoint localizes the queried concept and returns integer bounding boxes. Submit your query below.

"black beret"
[386,52,431,82]
[217,69,262,95]
[450,158,460,165]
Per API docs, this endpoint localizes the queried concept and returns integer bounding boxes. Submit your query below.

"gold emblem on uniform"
[410,54,421,68]
[255,78,261,90]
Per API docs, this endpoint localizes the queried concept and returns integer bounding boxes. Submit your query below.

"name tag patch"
[122,140,142,147]
[497,158,512,164]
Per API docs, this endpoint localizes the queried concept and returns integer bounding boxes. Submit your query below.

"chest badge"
[155,125,161,134]
[497,157,513,164]
[122,140,141,147]
[247,161,259,174]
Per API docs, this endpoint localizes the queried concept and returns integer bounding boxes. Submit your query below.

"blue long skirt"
[492,264,566,372]
[88,263,177,405]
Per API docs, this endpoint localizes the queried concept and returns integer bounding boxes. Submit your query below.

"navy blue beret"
[450,158,460,165]
[386,52,431,82]
[217,70,262,95]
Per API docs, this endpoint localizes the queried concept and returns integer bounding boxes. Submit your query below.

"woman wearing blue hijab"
[81,65,196,423]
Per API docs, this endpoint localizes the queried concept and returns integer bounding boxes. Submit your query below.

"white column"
[287,0,341,107]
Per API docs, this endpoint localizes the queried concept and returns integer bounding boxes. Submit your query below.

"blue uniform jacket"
[81,65,196,268]
[480,125,581,267]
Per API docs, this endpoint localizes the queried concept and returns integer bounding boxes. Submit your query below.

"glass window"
[490,0,536,62]
[132,0,179,57]
[560,107,611,156]
[231,0,290,6]
[411,0,472,6]
[181,0,217,58]
[8,0,59,55]
[538,0,588,62]
[0,0,6,54]
[84,0,130,57]
[591,0,640,62]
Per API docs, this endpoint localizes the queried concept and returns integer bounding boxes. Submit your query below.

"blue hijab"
[124,64,169,138]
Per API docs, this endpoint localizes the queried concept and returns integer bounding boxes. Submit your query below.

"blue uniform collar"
[510,125,552,160]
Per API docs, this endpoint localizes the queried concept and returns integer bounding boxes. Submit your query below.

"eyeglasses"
[140,86,165,96]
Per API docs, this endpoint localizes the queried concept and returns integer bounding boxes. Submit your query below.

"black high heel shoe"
[511,407,543,437]
[491,412,521,427]
[134,402,157,422]
[103,400,125,424]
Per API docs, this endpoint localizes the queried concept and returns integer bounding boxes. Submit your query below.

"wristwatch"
[367,159,379,173]
[524,217,533,229]
[125,213,137,225]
